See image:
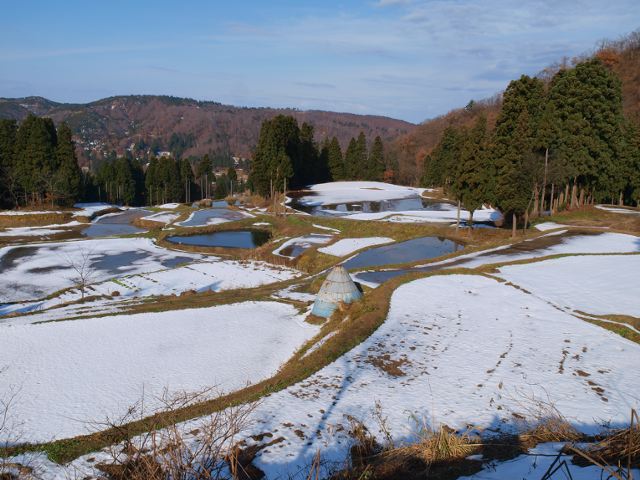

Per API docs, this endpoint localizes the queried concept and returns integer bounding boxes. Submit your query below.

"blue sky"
[1,0,638,123]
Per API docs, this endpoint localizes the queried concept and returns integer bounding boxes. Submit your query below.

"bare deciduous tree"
[64,248,96,301]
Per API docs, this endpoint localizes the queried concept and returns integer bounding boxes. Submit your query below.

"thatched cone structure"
[311,265,362,318]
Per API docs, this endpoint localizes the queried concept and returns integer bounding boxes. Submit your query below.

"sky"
[0,1,638,123]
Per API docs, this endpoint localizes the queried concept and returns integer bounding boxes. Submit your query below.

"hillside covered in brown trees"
[391,30,640,185]
[0,95,414,168]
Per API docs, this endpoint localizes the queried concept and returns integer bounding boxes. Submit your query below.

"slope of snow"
[0,301,318,442]
[157,202,181,209]
[296,181,425,206]
[318,237,394,257]
[205,274,640,477]
[497,254,640,317]
[0,238,203,303]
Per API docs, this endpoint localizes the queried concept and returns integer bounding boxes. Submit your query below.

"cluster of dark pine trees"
[0,115,83,208]
[95,154,240,206]
[422,58,640,231]
[249,115,391,197]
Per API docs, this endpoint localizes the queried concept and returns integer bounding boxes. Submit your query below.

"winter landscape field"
[0,180,639,479]
[2,3,640,478]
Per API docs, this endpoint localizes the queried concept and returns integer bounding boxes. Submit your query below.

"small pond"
[343,236,463,271]
[166,230,271,249]
[275,234,333,258]
[82,208,149,238]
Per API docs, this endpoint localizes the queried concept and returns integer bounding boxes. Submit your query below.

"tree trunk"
[540,147,548,214]
[456,200,461,232]
[565,184,570,209]
[578,188,585,207]
[532,185,539,218]
[523,209,529,235]
[468,210,473,237]
[619,191,624,206]
[549,183,555,215]
[511,213,517,238]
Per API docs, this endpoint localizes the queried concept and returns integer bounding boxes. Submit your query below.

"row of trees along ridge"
[421,58,640,235]
[248,114,395,196]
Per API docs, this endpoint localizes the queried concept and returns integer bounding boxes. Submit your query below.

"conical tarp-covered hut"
[311,265,362,318]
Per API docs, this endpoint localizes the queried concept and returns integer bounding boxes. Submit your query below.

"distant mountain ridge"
[0,95,415,167]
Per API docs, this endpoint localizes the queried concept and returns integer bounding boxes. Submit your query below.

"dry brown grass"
[0,211,73,227]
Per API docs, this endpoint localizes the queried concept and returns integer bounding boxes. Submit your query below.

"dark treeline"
[94,154,241,205]
[0,115,83,208]
[0,114,243,208]
[249,115,395,197]
[421,58,640,233]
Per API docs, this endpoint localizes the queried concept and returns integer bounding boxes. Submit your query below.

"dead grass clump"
[570,409,640,477]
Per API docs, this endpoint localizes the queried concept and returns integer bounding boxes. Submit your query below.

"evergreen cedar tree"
[421,58,640,228]
[0,115,83,207]
[248,114,389,196]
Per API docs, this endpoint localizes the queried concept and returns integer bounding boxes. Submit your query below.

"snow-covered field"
[162,273,639,478]
[0,258,301,324]
[0,238,202,303]
[0,301,318,442]
[293,181,426,206]
[497,254,640,318]
[318,237,394,257]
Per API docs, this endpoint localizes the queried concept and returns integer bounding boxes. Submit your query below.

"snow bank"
[0,301,318,442]
[498,254,640,317]
[345,204,501,224]
[73,202,117,217]
[318,237,394,257]
[596,205,640,215]
[157,202,181,209]
[533,221,568,231]
[0,221,82,237]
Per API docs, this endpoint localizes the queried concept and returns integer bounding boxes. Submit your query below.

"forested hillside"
[393,30,640,185]
[0,95,413,168]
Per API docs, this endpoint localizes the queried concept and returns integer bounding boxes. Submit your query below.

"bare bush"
[89,388,258,480]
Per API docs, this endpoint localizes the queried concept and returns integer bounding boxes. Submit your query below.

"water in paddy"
[167,230,270,249]
[277,234,333,258]
[288,194,453,217]
[82,209,149,237]
[179,207,247,227]
[343,236,463,271]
